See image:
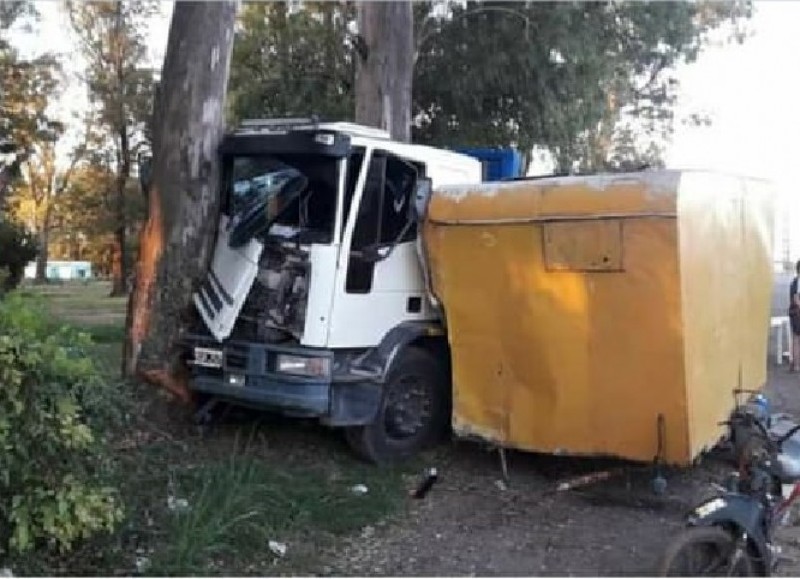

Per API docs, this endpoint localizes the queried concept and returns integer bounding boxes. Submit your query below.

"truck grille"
[224,345,248,371]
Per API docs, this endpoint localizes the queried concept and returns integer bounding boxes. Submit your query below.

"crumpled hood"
[193,216,264,341]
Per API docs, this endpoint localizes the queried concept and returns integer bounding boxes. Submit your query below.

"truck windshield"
[223,154,340,244]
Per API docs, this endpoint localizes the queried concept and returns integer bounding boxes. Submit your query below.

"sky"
[665,1,800,263]
[10,1,800,260]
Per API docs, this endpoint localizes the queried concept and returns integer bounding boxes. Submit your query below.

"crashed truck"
[186,118,775,466]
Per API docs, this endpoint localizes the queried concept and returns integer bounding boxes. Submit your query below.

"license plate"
[194,347,223,368]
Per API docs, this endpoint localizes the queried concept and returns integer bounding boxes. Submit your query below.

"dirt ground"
[314,364,800,577]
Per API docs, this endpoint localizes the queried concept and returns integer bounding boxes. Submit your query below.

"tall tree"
[413,1,750,171]
[354,1,414,142]
[228,1,749,169]
[68,0,157,296]
[0,2,62,209]
[124,1,237,400]
[12,126,87,281]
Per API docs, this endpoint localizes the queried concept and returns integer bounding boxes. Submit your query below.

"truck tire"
[345,345,450,464]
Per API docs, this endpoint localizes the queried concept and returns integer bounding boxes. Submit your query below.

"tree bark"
[34,222,50,283]
[110,128,130,297]
[123,1,237,402]
[355,1,414,143]
[110,232,125,294]
[34,202,52,283]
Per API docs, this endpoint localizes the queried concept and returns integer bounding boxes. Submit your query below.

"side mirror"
[138,154,152,194]
[413,177,433,220]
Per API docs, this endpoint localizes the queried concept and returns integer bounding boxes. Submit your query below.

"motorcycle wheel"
[657,526,757,577]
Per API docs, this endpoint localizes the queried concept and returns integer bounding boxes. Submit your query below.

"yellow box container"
[423,170,774,465]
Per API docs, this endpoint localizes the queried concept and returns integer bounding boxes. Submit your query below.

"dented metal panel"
[424,170,774,465]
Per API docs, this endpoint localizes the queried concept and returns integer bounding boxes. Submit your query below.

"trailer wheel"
[345,346,450,465]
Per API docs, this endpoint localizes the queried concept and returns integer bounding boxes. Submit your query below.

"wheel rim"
[667,540,751,576]
[383,373,433,442]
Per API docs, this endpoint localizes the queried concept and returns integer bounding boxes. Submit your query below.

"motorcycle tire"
[657,526,758,577]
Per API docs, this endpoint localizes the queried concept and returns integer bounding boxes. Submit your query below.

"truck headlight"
[226,373,246,387]
[276,354,331,378]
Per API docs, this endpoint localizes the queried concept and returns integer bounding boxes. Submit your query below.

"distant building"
[24,260,93,280]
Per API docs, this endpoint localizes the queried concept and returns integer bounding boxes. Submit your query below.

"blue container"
[453,147,523,181]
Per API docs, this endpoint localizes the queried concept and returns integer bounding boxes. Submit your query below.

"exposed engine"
[234,241,309,343]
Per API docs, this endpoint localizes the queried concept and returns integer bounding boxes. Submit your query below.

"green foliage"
[0,219,37,294]
[228,2,356,125]
[228,0,751,172]
[0,295,123,555]
[0,1,62,157]
[65,1,158,287]
[67,0,157,145]
[413,1,751,171]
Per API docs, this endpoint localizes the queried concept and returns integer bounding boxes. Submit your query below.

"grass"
[12,281,413,576]
[150,443,408,575]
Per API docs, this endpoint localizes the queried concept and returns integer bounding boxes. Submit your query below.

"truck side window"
[380,156,418,244]
[346,153,385,293]
[345,152,420,294]
[350,154,385,253]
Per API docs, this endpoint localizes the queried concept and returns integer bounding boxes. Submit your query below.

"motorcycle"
[658,396,800,576]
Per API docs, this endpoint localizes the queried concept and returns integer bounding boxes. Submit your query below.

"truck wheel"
[345,346,450,465]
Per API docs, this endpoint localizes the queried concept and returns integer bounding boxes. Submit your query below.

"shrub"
[0,220,37,295]
[0,294,123,555]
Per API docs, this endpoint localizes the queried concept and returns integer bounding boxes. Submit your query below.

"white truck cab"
[186,118,481,462]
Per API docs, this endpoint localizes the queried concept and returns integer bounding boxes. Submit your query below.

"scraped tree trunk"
[123,1,237,402]
[354,1,414,143]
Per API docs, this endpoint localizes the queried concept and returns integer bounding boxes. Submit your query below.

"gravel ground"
[322,363,800,576]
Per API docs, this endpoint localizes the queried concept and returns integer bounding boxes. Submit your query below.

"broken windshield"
[223,154,340,244]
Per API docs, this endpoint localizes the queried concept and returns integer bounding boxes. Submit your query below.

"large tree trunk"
[123,1,237,402]
[355,1,414,143]
[110,231,126,295]
[110,141,130,297]
[34,203,52,283]
[34,230,49,282]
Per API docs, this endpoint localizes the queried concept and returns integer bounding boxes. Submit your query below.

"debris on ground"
[350,483,369,495]
[166,495,190,512]
[494,479,508,492]
[0,568,13,577]
[411,467,439,499]
[269,540,288,558]
[134,556,150,574]
[556,468,626,492]
[361,525,375,538]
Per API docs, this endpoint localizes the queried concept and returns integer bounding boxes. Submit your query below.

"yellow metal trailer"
[423,170,774,465]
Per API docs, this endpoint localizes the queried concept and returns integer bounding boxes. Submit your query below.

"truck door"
[327,149,432,348]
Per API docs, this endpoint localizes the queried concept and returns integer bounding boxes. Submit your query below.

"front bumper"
[184,334,383,426]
